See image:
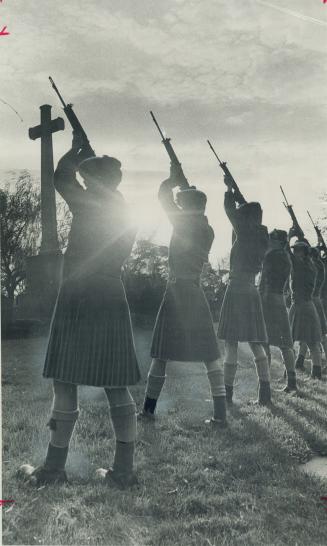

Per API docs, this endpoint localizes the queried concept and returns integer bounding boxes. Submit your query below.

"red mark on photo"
[0,25,9,35]
[0,500,15,507]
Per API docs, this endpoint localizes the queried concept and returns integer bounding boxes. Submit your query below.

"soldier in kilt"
[296,246,327,371]
[259,230,297,392]
[288,238,323,379]
[19,132,141,488]
[217,176,271,405]
[142,163,226,426]
[321,255,327,318]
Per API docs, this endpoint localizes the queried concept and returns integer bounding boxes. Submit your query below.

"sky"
[1,0,327,263]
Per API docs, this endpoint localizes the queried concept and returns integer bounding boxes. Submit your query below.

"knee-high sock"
[309,343,322,370]
[250,343,270,382]
[48,408,79,448]
[281,347,295,373]
[264,344,272,367]
[321,335,327,360]
[254,356,270,382]
[145,359,167,401]
[204,360,226,398]
[44,381,79,471]
[49,381,79,448]
[299,342,308,359]
[224,342,238,387]
[105,388,137,443]
[224,362,238,387]
[105,388,137,475]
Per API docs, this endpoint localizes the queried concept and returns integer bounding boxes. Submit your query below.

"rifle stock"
[207,140,246,204]
[280,186,304,238]
[49,76,95,157]
[307,211,327,255]
[150,111,189,189]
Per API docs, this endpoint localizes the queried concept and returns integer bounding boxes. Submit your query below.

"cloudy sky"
[1,0,327,261]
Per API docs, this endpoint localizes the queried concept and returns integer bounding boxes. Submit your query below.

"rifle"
[150,111,189,189]
[280,186,304,238]
[207,140,246,204]
[307,210,327,256]
[49,76,95,157]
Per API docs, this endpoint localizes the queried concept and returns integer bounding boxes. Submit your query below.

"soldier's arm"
[54,133,92,212]
[224,190,242,234]
[158,177,181,226]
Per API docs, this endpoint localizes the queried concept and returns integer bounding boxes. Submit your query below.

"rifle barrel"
[207,140,222,164]
[49,76,67,109]
[150,111,165,141]
[280,185,289,207]
[307,210,316,228]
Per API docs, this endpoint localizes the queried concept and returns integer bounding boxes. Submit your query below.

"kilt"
[313,297,327,335]
[217,277,267,343]
[151,279,220,362]
[261,293,293,348]
[289,299,322,345]
[43,274,141,387]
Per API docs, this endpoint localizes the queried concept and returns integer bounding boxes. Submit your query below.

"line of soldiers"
[18,112,327,490]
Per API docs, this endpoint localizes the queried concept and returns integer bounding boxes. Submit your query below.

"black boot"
[18,444,68,486]
[295,354,305,371]
[97,441,137,489]
[258,381,271,406]
[311,365,322,380]
[140,396,157,419]
[206,396,227,427]
[225,385,233,405]
[283,370,297,393]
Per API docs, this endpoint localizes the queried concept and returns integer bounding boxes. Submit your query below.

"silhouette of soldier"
[259,229,297,392]
[217,174,271,405]
[289,236,323,379]
[142,163,227,426]
[19,131,141,488]
[296,247,327,370]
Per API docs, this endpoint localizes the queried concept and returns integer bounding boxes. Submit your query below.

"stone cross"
[29,104,64,254]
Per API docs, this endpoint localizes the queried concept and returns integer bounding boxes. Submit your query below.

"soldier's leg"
[249,343,271,405]
[100,387,137,487]
[224,341,238,404]
[142,359,167,416]
[204,359,227,425]
[309,342,322,380]
[264,344,272,367]
[320,335,327,364]
[19,380,79,485]
[296,342,308,370]
[280,347,297,391]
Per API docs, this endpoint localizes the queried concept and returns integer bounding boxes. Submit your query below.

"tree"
[124,239,168,315]
[0,172,41,316]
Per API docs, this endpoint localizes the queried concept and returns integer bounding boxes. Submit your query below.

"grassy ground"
[2,329,327,546]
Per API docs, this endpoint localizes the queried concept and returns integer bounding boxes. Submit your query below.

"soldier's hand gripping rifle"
[150,111,189,189]
[307,210,327,256]
[280,186,304,240]
[49,76,95,157]
[207,140,246,204]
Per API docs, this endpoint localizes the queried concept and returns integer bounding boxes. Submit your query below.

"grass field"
[2,328,327,546]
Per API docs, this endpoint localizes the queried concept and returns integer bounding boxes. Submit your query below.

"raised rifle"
[207,140,246,204]
[150,111,189,189]
[307,211,327,256]
[280,186,304,238]
[49,76,95,157]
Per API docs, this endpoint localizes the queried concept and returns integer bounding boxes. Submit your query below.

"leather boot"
[258,381,271,406]
[225,385,233,405]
